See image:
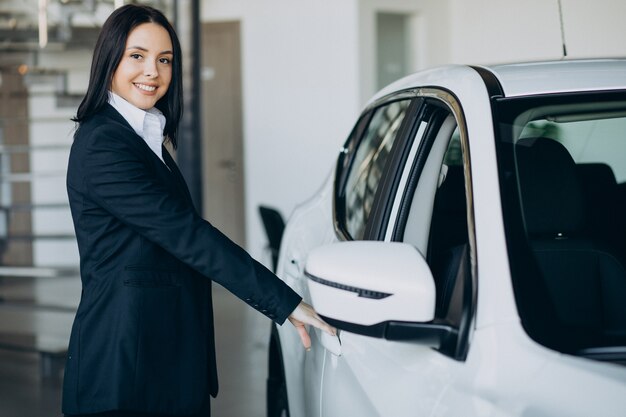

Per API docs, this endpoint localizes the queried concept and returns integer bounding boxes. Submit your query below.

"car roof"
[369,59,626,105]
[482,59,626,97]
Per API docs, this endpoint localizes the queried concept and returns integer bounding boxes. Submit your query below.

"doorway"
[201,21,246,247]
[376,12,411,90]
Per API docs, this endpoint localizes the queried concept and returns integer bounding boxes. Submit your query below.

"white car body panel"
[322,333,459,417]
[276,174,336,417]
[486,59,626,97]
[307,242,436,325]
[436,324,626,417]
[273,60,626,417]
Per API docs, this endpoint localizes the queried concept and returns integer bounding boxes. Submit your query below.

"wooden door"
[201,21,246,247]
[0,70,32,265]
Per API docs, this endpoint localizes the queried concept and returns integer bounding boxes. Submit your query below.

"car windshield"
[494,91,626,363]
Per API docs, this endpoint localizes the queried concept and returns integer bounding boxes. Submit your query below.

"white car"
[266,59,626,417]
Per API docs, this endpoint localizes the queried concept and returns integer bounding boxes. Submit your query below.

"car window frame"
[494,90,626,360]
[376,87,478,361]
[332,92,422,241]
[364,98,425,240]
[383,104,449,243]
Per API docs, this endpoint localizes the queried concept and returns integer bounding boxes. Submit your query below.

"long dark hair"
[74,4,183,148]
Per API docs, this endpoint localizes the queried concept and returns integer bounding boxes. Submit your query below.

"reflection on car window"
[497,96,626,357]
[443,127,462,167]
[521,117,626,181]
[344,100,410,239]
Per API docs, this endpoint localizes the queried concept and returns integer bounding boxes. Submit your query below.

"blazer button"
[253,304,259,308]
[261,309,268,313]
[245,298,252,302]
[268,313,275,318]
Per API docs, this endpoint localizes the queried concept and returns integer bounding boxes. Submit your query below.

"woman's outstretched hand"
[288,301,337,350]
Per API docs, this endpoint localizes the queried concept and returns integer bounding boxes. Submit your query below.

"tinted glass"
[344,100,410,239]
[496,93,626,358]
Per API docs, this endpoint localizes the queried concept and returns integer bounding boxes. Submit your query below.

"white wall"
[448,0,563,64]
[358,0,451,103]
[448,0,626,64]
[560,0,626,58]
[202,0,362,261]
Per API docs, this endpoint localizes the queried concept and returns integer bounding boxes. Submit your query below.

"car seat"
[516,137,626,350]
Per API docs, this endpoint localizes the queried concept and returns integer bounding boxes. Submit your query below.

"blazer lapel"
[162,146,195,205]
[100,104,194,206]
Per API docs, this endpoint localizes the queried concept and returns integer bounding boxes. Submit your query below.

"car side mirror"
[306,241,456,347]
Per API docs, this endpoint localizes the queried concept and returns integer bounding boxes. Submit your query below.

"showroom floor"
[0,275,271,417]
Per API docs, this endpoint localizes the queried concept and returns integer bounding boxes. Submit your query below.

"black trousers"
[65,397,210,417]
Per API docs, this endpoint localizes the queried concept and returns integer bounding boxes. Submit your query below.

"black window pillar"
[175,0,203,212]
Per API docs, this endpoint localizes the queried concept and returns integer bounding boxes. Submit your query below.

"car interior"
[509,104,626,361]
[401,114,471,334]
[402,114,459,254]
[515,136,626,356]
[399,101,626,362]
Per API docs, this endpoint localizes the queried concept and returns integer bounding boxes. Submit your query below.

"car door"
[318,89,478,417]
[276,96,417,417]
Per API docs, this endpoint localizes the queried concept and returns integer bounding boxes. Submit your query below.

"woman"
[63,4,335,416]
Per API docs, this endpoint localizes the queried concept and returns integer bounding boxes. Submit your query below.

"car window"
[399,117,469,327]
[426,126,469,325]
[520,115,626,181]
[399,111,458,254]
[340,100,411,239]
[496,94,626,362]
[391,95,475,360]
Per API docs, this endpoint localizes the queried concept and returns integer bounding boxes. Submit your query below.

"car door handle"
[319,329,342,356]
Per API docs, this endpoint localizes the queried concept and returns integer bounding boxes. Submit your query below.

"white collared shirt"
[107,91,167,164]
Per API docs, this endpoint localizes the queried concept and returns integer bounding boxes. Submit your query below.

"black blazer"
[62,104,301,415]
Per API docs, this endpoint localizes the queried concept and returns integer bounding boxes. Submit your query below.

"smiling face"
[110,22,173,110]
